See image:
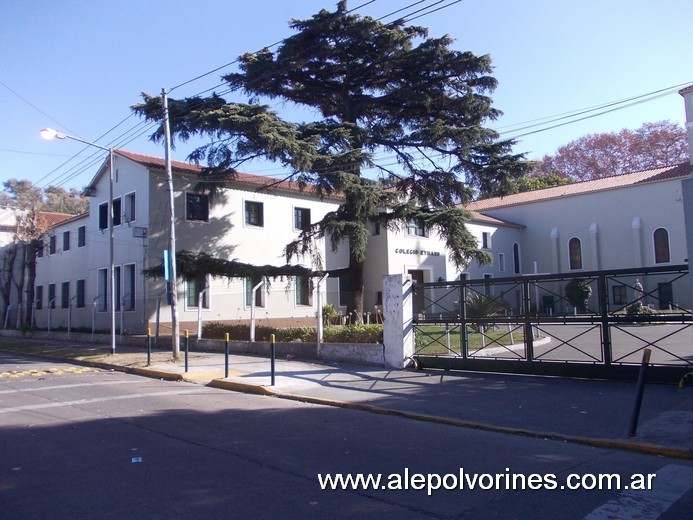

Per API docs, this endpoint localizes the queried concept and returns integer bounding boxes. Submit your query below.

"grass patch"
[414,325,525,355]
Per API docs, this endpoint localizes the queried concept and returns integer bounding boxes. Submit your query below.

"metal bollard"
[147,328,151,367]
[224,332,230,379]
[270,333,276,386]
[184,329,189,373]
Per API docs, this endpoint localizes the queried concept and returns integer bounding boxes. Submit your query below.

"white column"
[550,227,560,273]
[631,217,643,268]
[382,274,413,368]
[589,222,600,270]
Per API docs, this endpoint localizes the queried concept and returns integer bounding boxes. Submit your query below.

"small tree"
[533,121,688,180]
[465,291,510,331]
[565,279,592,313]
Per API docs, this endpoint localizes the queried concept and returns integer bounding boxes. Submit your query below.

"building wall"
[477,178,690,309]
[34,214,90,329]
[144,165,345,331]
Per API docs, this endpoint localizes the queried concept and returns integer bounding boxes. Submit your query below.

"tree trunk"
[23,240,37,328]
[342,252,365,323]
[14,242,26,328]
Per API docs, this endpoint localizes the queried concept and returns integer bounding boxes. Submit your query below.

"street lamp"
[40,128,117,355]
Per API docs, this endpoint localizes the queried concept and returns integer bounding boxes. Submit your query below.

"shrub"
[565,279,592,312]
[625,302,657,319]
[201,321,382,343]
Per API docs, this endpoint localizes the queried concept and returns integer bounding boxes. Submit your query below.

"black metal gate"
[412,265,692,383]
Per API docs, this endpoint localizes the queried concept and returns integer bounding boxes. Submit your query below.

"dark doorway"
[658,282,673,310]
[409,270,425,316]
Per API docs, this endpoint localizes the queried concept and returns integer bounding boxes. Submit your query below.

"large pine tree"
[134,2,528,317]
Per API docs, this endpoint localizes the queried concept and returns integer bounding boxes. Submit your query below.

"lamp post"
[40,128,117,355]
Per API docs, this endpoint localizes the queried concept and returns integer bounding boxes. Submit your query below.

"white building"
[21,85,693,333]
[33,151,347,334]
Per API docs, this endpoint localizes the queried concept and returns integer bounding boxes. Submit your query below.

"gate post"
[598,273,612,366]
[523,278,534,361]
[382,274,414,368]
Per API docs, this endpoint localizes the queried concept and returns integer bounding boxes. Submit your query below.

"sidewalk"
[2,339,691,459]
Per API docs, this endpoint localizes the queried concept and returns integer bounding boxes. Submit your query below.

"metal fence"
[412,264,692,382]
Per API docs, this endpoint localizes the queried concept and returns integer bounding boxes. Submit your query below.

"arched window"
[513,243,521,274]
[653,228,670,264]
[568,237,582,270]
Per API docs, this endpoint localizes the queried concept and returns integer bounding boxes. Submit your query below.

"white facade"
[19,85,693,332]
[33,151,346,334]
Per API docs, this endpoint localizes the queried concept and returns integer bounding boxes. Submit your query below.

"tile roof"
[468,211,524,228]
[465,162,693,211]
[38,211,76,227]
[114,149,339,199]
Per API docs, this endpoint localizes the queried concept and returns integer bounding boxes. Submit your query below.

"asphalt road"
[1,352,691,519]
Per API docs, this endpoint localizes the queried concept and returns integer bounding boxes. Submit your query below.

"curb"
[207,378,693,461]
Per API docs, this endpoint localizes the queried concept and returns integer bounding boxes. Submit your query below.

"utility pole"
[162,88,180,359]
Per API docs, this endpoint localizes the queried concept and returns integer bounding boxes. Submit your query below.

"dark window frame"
[186,192,209,222]
[245,201,264,227]
[569,237,583,270]
[76,279,86,308]
[294,207,311,231]
[78,226,86,247]
[653,228,670,264]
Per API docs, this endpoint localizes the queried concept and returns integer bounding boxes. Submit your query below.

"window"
[245,201,264,227]
[186,274,209,308]
[245,276,264,307]
[78,226,86,247]
[35,285,43,310]
[37,239,44,258]
[97,268,108,312]
[63,230,70,252]
[61,281,70,309]
[186,192,209,222]
[653,228,670,264]
[498,253,506,272]
[49,235,56,255]
[296,276,311,306]
[481,232,491,250]
[294,207,311,231]
[123,264,136,311]
[124,192,136,222]
[76,279,85,309]
[569,237,583,270]
[99,202,108,230]
[513,243,521,274]
[112,197,122,226]
[48,284,56,309]
[406,218,427,237]
[114,266,121,311]
[612,285,627,306]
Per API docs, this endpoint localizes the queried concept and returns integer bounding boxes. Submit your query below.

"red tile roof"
[465,162,693,211]
[114,149,340,199]
[38,211,76,227]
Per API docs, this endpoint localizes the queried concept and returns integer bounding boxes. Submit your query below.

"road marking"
[0,388,209,414]
[0,366,98,379]
[583,464,693,519]
[0,380,136,395]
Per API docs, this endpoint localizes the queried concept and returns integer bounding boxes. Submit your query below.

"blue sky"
[2,0,691,192]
